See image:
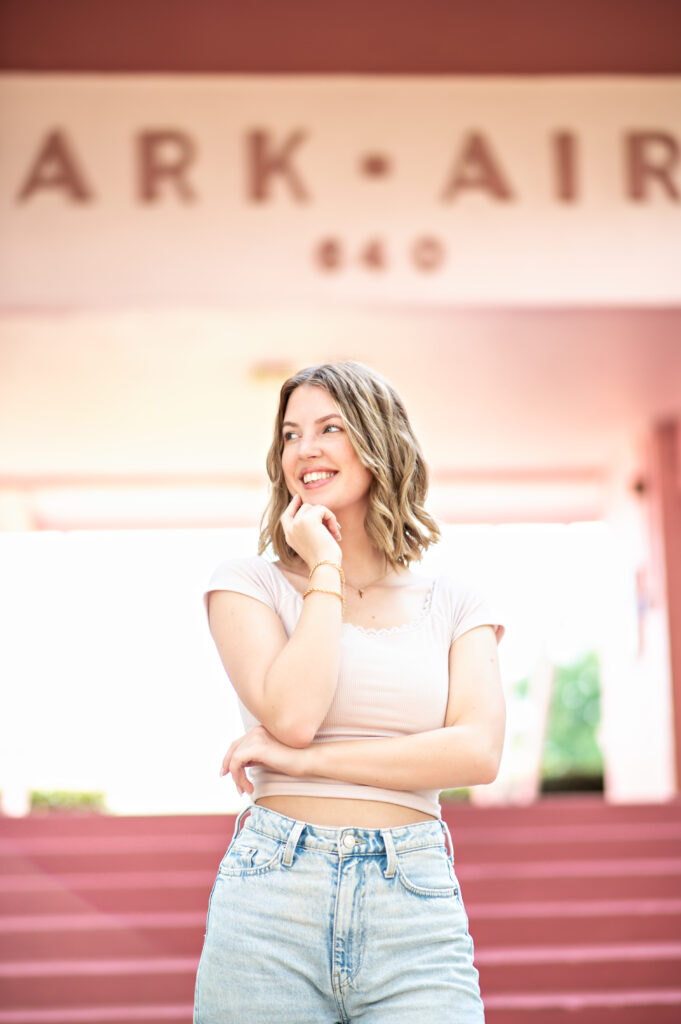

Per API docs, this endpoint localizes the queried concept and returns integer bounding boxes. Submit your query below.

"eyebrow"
[282,414,342,428]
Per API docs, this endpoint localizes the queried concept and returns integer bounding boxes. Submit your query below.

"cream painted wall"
[1,307,680,485]
[2,77,681,306]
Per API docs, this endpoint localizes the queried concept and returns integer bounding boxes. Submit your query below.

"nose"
[298,431,323,458]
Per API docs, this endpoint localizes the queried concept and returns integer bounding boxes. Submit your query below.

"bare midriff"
[256,795,436,828]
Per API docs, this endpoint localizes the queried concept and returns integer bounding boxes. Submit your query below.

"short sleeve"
[203,556,278,621]
[448,578,505,645]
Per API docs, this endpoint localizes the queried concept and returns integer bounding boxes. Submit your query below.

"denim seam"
[330,853,350,1024]
[219,836,283,877]
[344,873,367,990]
[193,869,223,1021]
[394,868,459,898]
[246,825,446,856]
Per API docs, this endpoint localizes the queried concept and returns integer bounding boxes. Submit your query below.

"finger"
[282,493,302,519]
[224,745,244,790]
[292,499,312,519]
[221,732,251,777]
[220,737,242,776]
[232,763,248,795]
[319,506,342,539]
[279,494,301,531]
[280,497,304,543]
[229,750,254,795]
[301,503,341,543]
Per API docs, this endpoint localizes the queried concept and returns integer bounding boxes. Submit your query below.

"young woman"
[194,361,505,1023]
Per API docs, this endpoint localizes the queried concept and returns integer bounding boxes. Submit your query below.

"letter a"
[16,129,93,203]
[441,132,514,201]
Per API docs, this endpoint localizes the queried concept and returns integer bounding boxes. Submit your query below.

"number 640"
[314,237,445,272]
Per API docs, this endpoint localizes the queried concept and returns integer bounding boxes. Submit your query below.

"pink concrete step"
[3,944,681,1010]
[477,941,681,993]
[484,988,681,1024]
[1,798,678,844]
[2,800,680,1023]
[458,857,681,903]
[0,1007,193,1024]
[0,871,213,916]
[0,958,196,1010]
[445,798,681,826]
[4,799,681,836]
[2,855,680,916]
[4,822,681,874]
[0,912,207,960]
[0,995,680,1024]
[468,897,681,946]
[4,898,681,962]
[0,815,230,838]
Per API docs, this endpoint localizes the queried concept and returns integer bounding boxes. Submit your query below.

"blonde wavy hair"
[258,361,441,567]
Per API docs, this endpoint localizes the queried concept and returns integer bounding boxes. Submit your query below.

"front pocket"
[395,844,459,898]
[219,830,283,877]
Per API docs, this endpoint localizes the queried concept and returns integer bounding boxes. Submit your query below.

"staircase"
[1,797,680,1023]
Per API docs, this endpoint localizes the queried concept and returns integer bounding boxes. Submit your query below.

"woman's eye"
[283,424,340,442]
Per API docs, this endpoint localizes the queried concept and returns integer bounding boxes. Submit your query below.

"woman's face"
[280,385,373,516]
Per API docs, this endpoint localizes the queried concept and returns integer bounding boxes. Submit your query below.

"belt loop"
[441,819,454,862]
[282,819,305,868]
[380,829,397,879]
[232,804,251,840]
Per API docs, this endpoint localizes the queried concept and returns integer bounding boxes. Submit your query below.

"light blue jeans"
[194,805,485,1023]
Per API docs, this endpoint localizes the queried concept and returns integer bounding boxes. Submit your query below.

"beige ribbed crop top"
[204,555,504,818]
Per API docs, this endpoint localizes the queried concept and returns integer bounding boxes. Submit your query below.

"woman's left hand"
[221,725,304,795]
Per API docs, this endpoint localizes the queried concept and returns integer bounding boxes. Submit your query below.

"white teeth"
[303,471,336,484]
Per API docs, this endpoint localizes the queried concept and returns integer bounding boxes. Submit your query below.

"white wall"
[0,520,642,815]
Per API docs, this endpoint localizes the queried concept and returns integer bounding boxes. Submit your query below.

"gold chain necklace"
[346,558,390,599]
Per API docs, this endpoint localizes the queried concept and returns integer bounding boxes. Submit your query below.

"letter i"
[552,131,578,202]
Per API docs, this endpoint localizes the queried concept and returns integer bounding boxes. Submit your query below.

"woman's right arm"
[208,496,344,748]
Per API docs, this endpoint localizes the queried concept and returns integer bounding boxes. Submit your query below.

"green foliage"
[512,676,529,700]
[439,788,470,803]
[30,790,107,813]
[542,650,603,782]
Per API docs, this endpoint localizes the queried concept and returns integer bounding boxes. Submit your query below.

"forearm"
[299,725,503,790]
[262,564,343,746]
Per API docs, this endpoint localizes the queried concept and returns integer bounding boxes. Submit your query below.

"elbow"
[477,760,499,786]
[281,727,317,750]
[478,744,503,785]
[267,716,318,749]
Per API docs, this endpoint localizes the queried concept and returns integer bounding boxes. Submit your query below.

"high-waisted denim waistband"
[233,803,454,863]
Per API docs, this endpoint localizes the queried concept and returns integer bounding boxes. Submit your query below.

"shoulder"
[435,572,505,645]
[204,555,284,617]
[207,554,274,590]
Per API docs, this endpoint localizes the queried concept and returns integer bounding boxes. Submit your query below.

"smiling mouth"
[301,470,337,486]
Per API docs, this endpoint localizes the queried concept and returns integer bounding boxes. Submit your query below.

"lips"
[300,469,338,487]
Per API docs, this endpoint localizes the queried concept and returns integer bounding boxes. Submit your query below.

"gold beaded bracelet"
[302,586,345,609]
[306,561,345,610]
[309,560,345,585]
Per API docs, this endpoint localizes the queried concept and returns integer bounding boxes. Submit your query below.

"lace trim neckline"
[268,561,438,637]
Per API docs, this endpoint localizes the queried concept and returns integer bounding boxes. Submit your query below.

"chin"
[306,492,338,507]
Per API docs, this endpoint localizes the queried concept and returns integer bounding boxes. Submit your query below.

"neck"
[333,510,391,586]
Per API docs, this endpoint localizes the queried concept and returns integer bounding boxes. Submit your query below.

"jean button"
[342,833,355,850]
